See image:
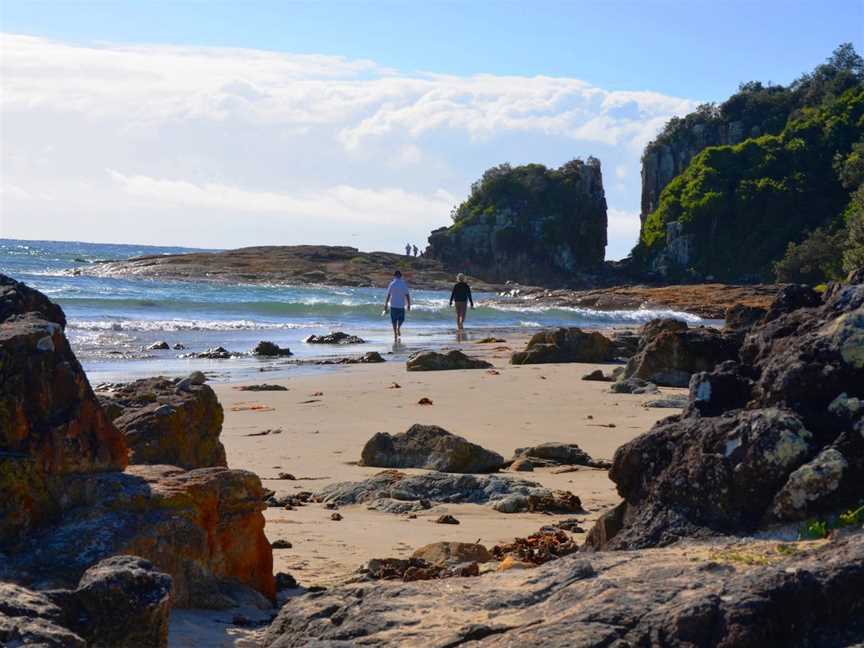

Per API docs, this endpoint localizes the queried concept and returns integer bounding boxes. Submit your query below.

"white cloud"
[0,33,698,257]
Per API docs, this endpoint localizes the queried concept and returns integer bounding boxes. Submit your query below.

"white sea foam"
[67,319,321,332]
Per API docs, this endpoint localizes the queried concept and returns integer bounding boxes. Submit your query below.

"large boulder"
[406,350,492,371]
[262,530,864,647]
[589,280,864,549]
[99,377,227,469]
[253,341,292,357]
[305,332,365,344]
[67,555,172,648]
[6,465,275,608]
[0,555,173,648]
[360,425,504,473]
[617,319,739,387]
[0,276,127,546]
[510,327,615,364]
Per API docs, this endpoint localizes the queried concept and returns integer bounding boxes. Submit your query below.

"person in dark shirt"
[449,273,474,330]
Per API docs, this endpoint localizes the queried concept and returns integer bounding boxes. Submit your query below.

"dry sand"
[168,335,685,646]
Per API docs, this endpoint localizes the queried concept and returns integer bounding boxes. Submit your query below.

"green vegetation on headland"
[426,158,607,285]
[634,44,864,283]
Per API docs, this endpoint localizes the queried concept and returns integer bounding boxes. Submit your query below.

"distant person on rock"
[449,273,474,331]
[405,243,411,256]
[384,270,411,340]
[412,244,418,257]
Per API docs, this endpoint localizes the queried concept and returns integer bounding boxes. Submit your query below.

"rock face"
[509,328,618,364]
[7,465,275,608]
[617,318,739,387]
[263,530,864,647]
[591,279,864,549]
[426,159,607,285]
[78,245,504,291]
[406,350,492,371]
[0,274,128,546]
[360,424,504,473]
[0,555,172,648]
[0,276,275,610]
[99,377,227,470]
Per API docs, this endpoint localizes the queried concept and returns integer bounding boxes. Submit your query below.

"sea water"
[0,238,707,383]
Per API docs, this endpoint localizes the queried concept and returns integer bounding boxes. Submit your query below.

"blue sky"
[1,1,862,257]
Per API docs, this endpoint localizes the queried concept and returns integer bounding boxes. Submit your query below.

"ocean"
[0,239,707,383]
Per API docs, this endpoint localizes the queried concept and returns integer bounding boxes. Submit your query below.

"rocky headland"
[77,245,506,291]
[425,158,608,286]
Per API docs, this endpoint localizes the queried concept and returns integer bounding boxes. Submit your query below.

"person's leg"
[455,302,466,330]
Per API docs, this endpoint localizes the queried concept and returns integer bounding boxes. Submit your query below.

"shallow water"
[1,238,708,383]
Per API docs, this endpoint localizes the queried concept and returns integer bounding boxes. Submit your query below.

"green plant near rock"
[799,503,864,540]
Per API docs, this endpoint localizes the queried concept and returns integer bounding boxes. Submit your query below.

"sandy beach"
[160,331,686,646]
[215,334,679,577]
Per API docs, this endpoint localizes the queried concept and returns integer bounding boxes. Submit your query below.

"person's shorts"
[455,301,467,317]
[390,307,405,324]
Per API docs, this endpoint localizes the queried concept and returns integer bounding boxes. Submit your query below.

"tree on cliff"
[428,158,607,285]
[634,44,864,282]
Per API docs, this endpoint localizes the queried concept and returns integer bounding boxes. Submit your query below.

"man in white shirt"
[384,270,411,340]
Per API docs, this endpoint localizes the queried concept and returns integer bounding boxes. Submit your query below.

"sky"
[1,1,862,259]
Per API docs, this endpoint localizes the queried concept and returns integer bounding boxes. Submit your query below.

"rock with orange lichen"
[98,377,227,470]
[5,464,275,608]
[0,274,127,547]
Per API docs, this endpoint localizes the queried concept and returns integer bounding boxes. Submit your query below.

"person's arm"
[449,285,455,307]
[468,285,474,308]
[383,289,391,310]
[406,292,411,311]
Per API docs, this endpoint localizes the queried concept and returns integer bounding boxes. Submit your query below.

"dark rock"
[0,274,66,327]
[172,343,186,350]
[511,442,605,468]
[619,319,739,387]
[0,582,86,647]
[435,515,459,525]
[100,377,227,469]
[315,469,550,511]
[588,279,864,548]
[146,341,170,350]
[510,328,614,364]
[262,529,864,647]
[72,555,172,648]
[642,395,688,408]
[275,572,297,591]
[188,371,207,385]
[724,303,767,333]
[580,369,609,381]
[271,539,292,549]
[761,284,822,322]
[305,332,365,345]
[360,424,504,473]
[406,349,492,371]
[237,384,288,392]
[184,346,234,359]
[253,341,292,357]
[609,377,660,394]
